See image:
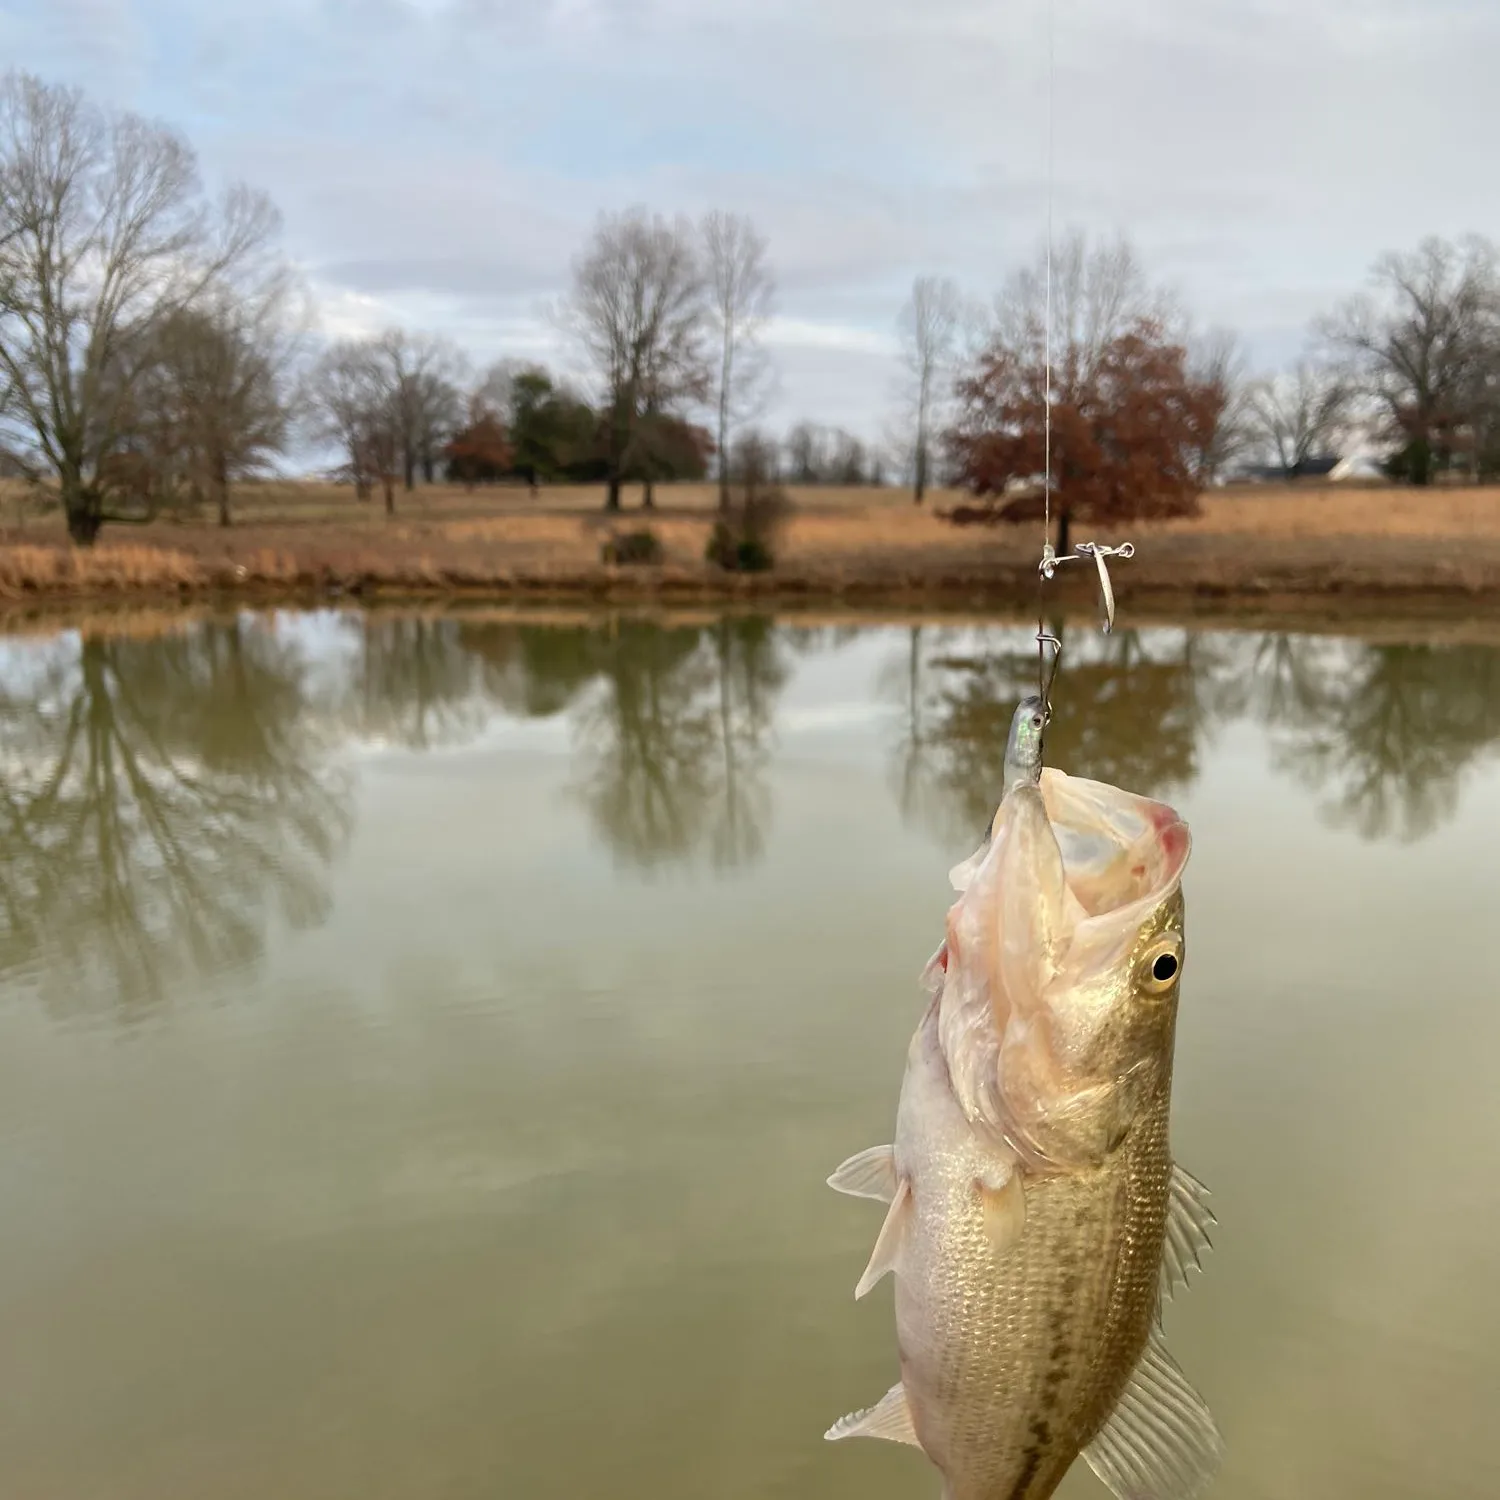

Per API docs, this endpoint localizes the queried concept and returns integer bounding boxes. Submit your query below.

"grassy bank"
[4,479,1500,618]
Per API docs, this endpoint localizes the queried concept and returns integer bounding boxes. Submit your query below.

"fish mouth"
[951,769,1191,978]
[1036,768,1191,955]
[939,768,1191,1141]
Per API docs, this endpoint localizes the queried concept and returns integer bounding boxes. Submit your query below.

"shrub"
[600,528,664,566]
[706,485,792,572]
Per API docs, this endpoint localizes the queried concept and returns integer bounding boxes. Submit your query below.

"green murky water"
[1,609,1497,1500]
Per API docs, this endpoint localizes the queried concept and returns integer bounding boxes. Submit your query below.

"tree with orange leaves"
[444,397,514,488]
[945,232,1224,551]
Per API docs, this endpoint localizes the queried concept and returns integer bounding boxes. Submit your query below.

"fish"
[825,698,1223,1500]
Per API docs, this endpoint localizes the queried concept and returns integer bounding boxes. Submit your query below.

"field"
[4,478,1500,620]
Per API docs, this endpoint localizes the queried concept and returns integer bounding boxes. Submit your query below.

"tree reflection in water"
[884,621,1500,850]
[0,618,353,1014]
[1246,637,1500,843]
[4,609,1498,1018]
[884,621,1213,847]
[343,615,502,750]
[327,612,795,875]
[567,616,790,874]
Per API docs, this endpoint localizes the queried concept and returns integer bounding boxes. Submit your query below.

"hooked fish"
[826,697,1222,1500]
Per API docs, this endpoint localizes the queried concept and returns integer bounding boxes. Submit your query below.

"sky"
[2,0,1497,450]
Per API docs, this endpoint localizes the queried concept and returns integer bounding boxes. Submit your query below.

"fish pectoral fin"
[854,1178,912,1299]
[1159,1163,1217,1304]
[824,1380,921,1447]
[976,1166,1026,1255]
[828,1146,898,1204]
[1082,1324,1225,1500]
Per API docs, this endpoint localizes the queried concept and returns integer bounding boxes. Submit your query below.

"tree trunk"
[642,471,655,510]
[403,448,416,491]
[1055,506,1071,558]
[422,449,436,484]
[216,455,231,527]
[62,471,103,547]
[1411,437,1432,487]
[383,477,395,515]
[718,339,733,512]
[914,369,930,504]
[606,398,630,512]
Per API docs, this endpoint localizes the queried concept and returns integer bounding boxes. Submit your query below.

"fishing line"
[1043,0,1054,562]
[1035,0,1059,725]
[1031,0,1133,742]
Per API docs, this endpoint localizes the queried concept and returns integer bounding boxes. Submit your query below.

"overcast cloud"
[2,0,1497,444]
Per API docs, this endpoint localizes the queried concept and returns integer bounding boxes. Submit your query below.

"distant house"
[1225,454,1341,484]
[1226,448,1393,485]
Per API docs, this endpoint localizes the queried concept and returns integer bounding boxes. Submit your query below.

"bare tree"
[128,305,289,525]
[306,340,399,510]
[372,330,469,489]
[829,429,870,485]
[562,207,710,511]
[701,210,776,510]
[729,428,781,487]
[125,251,307,524]
[0,72,283,543]
[1247,361,1352,478]
[784,422,823,484]
[1186,327,1254,484]
[416,368,467,484]
[898,275,963,503]
[1319,234,1500,485]
[993,229,1174,393]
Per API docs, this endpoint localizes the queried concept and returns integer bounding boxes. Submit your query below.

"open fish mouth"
[948,769,1190,991]
[937,768,1192,1149]
[1035,768,1191,948]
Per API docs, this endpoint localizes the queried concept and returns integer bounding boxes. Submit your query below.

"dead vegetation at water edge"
[5,481,1500,607]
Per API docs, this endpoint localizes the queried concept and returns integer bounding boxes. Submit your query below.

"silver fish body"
[827,769,1222,1500]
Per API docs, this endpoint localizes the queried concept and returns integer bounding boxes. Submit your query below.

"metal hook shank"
[1070,541,1135,636]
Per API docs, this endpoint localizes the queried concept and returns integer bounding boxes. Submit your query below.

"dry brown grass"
[5,477,1500,611]
[1156,482,1500,540]
[0,543,207,597]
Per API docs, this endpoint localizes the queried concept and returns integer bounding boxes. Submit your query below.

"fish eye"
[1139,934,1184,994]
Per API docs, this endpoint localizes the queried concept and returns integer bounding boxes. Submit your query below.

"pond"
[0,608,1497,1500]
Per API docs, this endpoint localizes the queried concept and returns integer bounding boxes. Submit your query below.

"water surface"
[1,609,1497,1500]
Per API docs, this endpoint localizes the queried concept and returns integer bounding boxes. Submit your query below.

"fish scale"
[894,1005,1174,1500]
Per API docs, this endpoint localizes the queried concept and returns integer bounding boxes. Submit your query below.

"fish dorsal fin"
[824,1381,921,1447]
[828,1146,897,1203]
[854,1178,912,1300]
[1083,1324,1225,1500]
[1160,1163,1216,1304]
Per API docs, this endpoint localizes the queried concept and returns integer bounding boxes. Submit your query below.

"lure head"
[1003,695,1048,799]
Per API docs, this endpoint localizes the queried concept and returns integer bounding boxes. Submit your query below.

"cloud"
[6,0,1500,439]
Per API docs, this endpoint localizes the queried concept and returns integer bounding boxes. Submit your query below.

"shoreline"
[5,479,1500,631]
[4,569,1500,647]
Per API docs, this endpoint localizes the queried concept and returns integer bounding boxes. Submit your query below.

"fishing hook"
[1037,541,1135,635]
[1034,538,1135,740]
